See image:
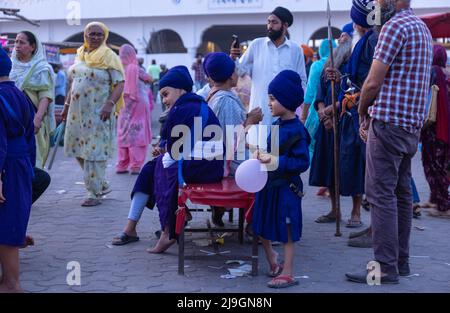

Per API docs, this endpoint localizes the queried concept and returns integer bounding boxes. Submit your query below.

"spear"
[327,0,342,237]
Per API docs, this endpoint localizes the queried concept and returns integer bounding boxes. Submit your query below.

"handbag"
[425,85,439,125]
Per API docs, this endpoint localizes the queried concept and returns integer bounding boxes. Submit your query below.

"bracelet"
[107,100,116,106]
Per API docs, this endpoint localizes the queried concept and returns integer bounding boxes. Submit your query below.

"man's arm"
[358,59,390,118]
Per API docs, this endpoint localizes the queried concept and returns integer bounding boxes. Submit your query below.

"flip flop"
[346,219,363,228]
[112,232,140,246]
[81,198,102,207]
[315,214,336,223]
[267,275,299,289]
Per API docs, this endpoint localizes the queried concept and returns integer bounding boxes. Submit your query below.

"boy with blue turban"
[252,70,310,288]
[112,66,224,253]
[204,52,263,226]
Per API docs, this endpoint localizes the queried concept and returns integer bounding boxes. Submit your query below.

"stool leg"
[238,208,244,244]
[228,208,234,223]
[252,233,259,276]
[178,227,185,275]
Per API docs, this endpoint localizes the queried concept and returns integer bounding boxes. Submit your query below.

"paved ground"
[17,107,450,293]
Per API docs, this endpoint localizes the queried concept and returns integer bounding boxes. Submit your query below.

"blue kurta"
[131,93,224,239]
[252,118,310,243]
[0,81,36,247]
[338,29,378,196]
[309,65,345,189]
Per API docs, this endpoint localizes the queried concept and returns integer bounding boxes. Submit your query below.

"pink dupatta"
[119,44,139,101]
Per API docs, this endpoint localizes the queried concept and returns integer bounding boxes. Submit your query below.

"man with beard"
[326,0,380,238]
[309,32,353,224]
[230,7,307,129]
[346,0,433,284]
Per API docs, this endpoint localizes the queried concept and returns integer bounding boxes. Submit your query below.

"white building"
[1,0,449,69]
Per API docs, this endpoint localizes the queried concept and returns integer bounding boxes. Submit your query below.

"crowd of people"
[0,0,448,292]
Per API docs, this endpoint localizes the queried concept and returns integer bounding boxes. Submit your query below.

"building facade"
[1,0,449,69]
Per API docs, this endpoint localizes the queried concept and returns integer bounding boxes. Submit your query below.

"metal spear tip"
[327,0,332,19]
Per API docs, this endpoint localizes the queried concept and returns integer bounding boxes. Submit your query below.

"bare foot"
[267,250,279,269]
[147,233,176,254]
[0,283,23,293]
[421,202,437,209]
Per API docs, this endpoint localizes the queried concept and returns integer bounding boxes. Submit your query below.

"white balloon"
[235,159,268,193]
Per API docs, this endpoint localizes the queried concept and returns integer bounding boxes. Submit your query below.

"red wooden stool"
[176,177,258,275]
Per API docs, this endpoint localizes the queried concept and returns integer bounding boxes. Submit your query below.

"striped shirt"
[370,8,433,133]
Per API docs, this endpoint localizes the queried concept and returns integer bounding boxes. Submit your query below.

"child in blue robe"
[252,70,310,289]
[0,47,36,292]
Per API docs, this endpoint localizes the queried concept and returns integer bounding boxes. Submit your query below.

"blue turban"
[268,70,304,112]
[342,22,355,37]
[204,52,236,83]
[0,47,12,77]
[159,65,193,93]
[202,53,212,78]
[351,0,372,28]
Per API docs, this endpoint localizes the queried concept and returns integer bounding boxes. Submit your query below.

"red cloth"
[420,12,450,39]
[432,45,449,145]
[176,178,255,235]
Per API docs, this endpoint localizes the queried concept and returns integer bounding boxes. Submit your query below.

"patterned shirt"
[192,62,206,83]
[370,8,433,133]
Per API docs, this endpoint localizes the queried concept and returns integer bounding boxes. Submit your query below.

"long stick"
[327,0,341,237]
[47,121,66,171]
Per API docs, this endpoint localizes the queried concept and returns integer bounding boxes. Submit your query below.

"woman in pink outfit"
[117,44,152,174]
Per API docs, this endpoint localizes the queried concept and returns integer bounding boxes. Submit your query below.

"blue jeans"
[411,178,420,204]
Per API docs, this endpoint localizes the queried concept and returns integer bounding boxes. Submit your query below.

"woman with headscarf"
[62,22,125,207]
[10,31,55,169]
[116,44,152,175]
[0,47,36,293]
[300,39,335,159]
[299,39,335,197]
[421,44,450,217]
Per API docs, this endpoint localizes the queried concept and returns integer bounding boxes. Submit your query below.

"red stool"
[176,177,258,275]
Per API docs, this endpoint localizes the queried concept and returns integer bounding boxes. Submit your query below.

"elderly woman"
[0,47,36,293]
[10,31,55,169]
[62,22,125,207]
[116,44,152,175]
[421,44,450,217]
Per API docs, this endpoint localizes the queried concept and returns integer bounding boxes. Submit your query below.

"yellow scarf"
[76,22,125,114]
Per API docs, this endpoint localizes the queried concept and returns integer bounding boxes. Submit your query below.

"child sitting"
[252,70,310,289]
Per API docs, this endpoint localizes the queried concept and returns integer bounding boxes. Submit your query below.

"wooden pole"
[327,0,342,237]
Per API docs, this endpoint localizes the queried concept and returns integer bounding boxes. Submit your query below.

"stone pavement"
[19,111,450,293]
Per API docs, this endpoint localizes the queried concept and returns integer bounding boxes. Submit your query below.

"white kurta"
[236,37,308,127]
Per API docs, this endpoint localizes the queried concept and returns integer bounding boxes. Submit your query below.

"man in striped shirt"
[346,0,433,284]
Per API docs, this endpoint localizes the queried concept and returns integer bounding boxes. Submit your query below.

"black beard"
[268,27,284,41]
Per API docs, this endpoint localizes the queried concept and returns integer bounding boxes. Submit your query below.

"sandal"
[268,263,284,278]
[413,203,422,219]
[81,198,102,207]
[112,232,140,246]
[316,187,330,197]
[315,214,336,223]
[362,198,370,212]
[346,219,363,228]
[267,275,299,289]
